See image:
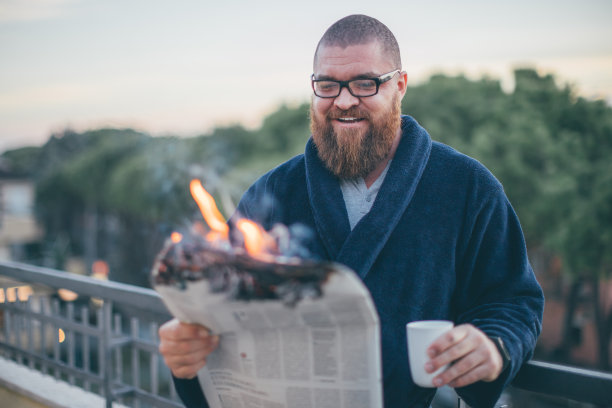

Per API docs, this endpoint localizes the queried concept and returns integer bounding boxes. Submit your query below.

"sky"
[1,0,611,153]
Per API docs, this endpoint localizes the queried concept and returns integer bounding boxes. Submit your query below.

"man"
[159,14,544,408]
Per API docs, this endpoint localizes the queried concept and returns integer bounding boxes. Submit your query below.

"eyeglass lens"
[314,79,378,97]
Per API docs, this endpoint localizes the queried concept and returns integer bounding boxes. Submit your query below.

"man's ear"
[397,71,408,98]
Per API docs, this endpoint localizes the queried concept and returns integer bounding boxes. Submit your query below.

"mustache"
[327,108,370,120]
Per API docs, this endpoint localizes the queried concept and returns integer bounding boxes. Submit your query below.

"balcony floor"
[0,356,128,408]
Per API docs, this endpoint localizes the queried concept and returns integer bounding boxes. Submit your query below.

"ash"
[152,230,334,307]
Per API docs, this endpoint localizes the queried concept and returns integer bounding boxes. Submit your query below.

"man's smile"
[336,117,365,123]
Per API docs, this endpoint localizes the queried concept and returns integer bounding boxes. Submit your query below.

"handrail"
[512,360,612,406]
[0,260,167,314]
[0,260,179,408]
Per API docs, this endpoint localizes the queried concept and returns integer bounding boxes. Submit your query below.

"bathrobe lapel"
[305,117,432,278]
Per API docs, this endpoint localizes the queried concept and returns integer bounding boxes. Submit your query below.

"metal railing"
[512,360,612,407]
[1,260,612,408]
[0,260,180,408]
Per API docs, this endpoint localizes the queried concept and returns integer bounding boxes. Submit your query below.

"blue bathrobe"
[174,115,544,408]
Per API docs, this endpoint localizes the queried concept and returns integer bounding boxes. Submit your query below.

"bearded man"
[159,14,544,408]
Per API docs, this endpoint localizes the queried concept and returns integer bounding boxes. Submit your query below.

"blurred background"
[1,0,611,405]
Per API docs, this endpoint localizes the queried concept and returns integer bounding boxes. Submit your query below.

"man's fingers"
[163,348,210,368]
[170,357,208,379]
[159,319,212,341]
[426,325,476,371]
[158,335,219,356]
[432,350,483,386]
[158,318,221,379]
[427,324,469,357]
[447,363,492,388]
[427,335,478,371]
[426,324,505,387]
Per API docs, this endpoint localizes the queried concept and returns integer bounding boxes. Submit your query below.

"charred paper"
[152,232,335,307]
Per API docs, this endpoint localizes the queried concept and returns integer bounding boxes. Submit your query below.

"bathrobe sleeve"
[453,184,543,408]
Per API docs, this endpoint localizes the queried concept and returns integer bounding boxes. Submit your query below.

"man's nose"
[334,86,359,110]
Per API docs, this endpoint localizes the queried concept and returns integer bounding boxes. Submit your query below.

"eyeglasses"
[311,69,400,98]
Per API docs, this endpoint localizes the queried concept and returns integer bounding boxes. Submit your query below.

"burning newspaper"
[152,180,382,408]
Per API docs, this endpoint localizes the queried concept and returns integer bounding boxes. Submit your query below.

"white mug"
[406,320,454,387]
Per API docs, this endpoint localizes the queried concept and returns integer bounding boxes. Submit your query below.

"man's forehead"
[315,41,383,60]
[313,41,389,76]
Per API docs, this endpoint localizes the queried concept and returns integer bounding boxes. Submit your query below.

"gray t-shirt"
[340,161,392,230]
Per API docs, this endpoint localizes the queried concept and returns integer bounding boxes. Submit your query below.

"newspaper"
[154,262,382,408]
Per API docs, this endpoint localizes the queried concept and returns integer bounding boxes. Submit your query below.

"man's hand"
[158,318,220,379]
[425,324,503,388]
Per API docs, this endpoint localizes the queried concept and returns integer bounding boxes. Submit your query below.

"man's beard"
[310,95,401,179]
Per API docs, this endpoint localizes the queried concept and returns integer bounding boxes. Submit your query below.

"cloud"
[0,0,78,23]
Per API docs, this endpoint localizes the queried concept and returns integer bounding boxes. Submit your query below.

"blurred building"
[533,251,612,369]
[0,170,43,261]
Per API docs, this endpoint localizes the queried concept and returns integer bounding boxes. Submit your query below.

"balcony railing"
[1,260,611,408]
[0,260,178,408]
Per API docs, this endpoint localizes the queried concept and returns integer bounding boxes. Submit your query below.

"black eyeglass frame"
[311,69,401,98]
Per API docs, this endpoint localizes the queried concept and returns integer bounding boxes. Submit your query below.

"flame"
[236,219,264,255]
[206,231,226,242]
[58,329,66,343]
[190,179,229,238]
[236,219,277,259]
[170,232,183,243]
[187,179,276,259]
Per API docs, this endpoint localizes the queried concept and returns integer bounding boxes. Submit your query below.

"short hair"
[314,14,402,70]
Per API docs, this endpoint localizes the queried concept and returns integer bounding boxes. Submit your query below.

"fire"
[170,232,183,243]
[236,219,277,259]
[236,219,264,255]
[188,179,276,258]
[190,179,229,239]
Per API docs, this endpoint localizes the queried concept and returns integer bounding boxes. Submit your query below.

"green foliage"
[0,146,41,177]
[105,137,196,222]
[402,73,506,152]
[59,135,149,206]
[256,103,310,154]
[191,125,255,173]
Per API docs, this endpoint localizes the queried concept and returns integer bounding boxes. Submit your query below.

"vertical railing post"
[101,300,114,408]
[82,306,91,391]
[150,322,159,396]
[67,302,75,385]
[52,298,60,379]
[39,296,47,375]
[131,317,141,408]
[113,313,123,405]
[26,296,34,369]
[14,296,22,365]
[2,305,10,359]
